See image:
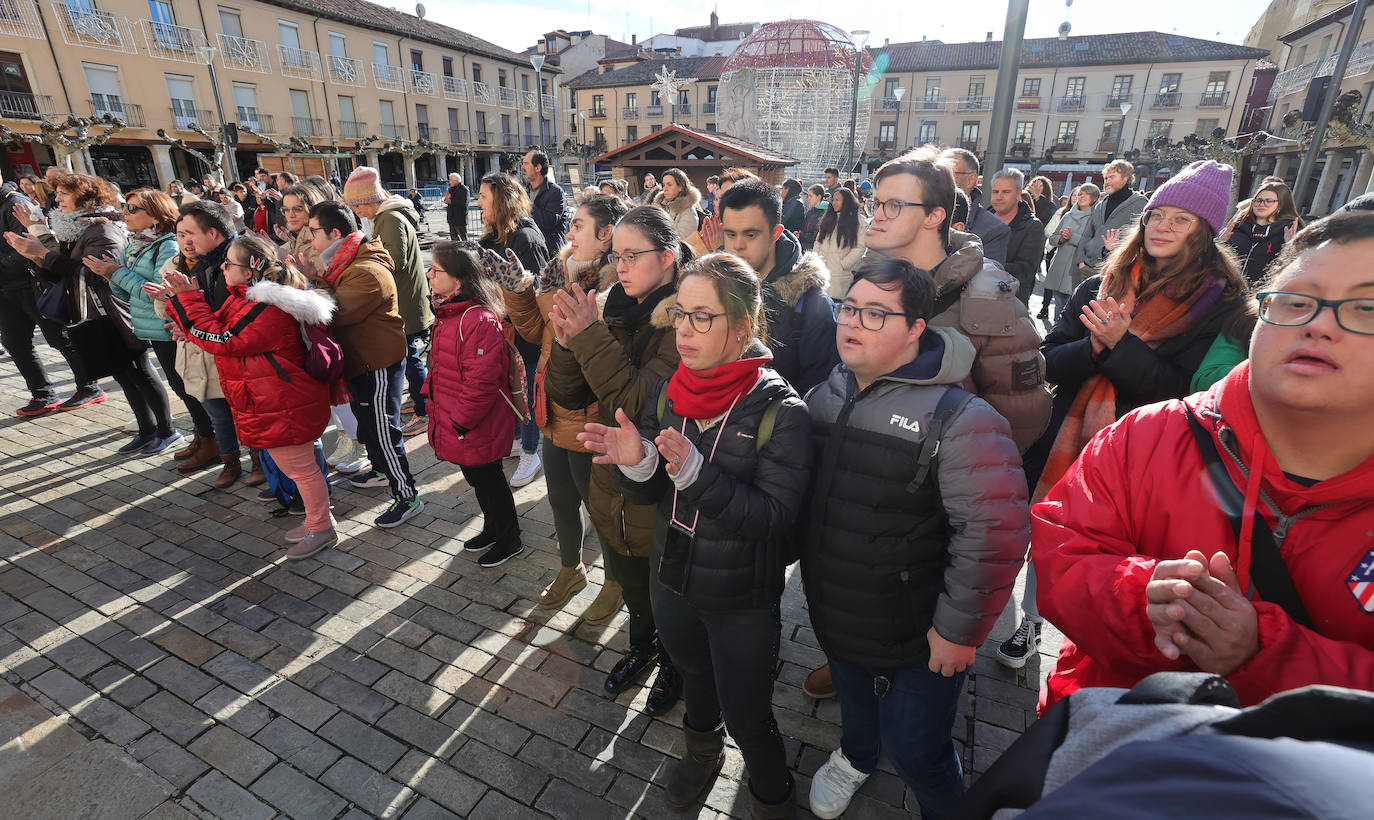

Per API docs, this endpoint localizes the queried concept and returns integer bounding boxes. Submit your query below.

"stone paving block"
[206,621,279,660]
[448,738,549,805]
[188,724,277,786]
[320,756,417,819]
[7,740,171,820]
[89,663,159,709]
[194,684,273,736]
[368,637,443,681]
[468,788,550,820]
[143,656,217,702]
[494,691,589,749]
[516,734,615,797]
[400,797,463,820]
[186,770,276,820]
[207,595,276,632]
[376,704,466,758]
[0,690,88,786]
[140,800,200,820]
[440,698,532,756]
[578,727,672,787]
[319,711,409,771]
[375,670,456,717]
[98,630,169,672]
[44,635,114,679]
[133,690,213,745]
[389,750,487,817]
[31,668,151,745]
[314,671,397,723]
[317,644,391,686]
[201,649,276,695]
[253,716,343,777]
[129,731,211,789]
[254,678,339,730]
[251,762,350,819]
[152,626,222,665]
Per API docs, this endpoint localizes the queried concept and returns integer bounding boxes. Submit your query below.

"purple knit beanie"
[1145,160,1233,235]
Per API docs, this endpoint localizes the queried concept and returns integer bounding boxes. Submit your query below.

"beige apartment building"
[863,32,1266,181]
[563,55,726,155]
[0,0,561,189]
[1260,1,1374,213]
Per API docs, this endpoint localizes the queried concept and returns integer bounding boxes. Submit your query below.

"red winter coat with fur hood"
[424,298,516,466]
[167,280,335,449]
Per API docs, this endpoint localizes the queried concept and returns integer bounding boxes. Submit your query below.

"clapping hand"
[273,223,291,243]
[1102,228,1122,251]
[578,408,644,466]
[535,257,567,294]
[1146,549,1259,675]
[81,252,119,279]
[288,252,320,281]
[549,282,599,346]
[1080,295,1132,355]
[1284,221,1300,243]
[700,214,723,252]
[653,426,697,478]
[12,202,42,229]
[4,230,46,263]
[480,247,527,290]
[142,271,195,302]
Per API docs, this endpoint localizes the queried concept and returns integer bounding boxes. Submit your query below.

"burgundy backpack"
[298,322,345,383]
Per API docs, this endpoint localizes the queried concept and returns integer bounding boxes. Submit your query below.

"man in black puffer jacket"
[988,168,1045,305]
[800,257,1029,820]
[0,184,94,416]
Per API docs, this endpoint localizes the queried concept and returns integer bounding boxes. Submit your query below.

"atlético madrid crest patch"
[1347,546,1374,613]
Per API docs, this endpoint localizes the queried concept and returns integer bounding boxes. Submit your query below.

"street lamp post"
[578,111,589,184]
[845,29,870,173]
[530,54,546,153]
[197,45,237,183]
[893,86,906,153]
[1118,101,1132,159]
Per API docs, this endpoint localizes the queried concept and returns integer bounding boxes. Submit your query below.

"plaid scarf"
[322,231,366,284]
[1032,263,1225,502]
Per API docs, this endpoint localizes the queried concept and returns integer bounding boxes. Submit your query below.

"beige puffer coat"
[153,253,223,401]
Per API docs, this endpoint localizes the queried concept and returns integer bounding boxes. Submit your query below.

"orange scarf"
[1033,264,1225,502]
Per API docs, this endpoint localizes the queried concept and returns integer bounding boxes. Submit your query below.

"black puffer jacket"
[619,359,812,611]
[0,190,37,291]
[1225,219,1296,286]
[761,230,838,396]
[1001,198,1045,304]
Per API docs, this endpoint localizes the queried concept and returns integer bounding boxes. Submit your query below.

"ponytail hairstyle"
[615,205,695,278]
[817,186,861,249]
[230,234,308,289]
[431,240,506,317]
[678,252,767,344]
[577,193,630,264]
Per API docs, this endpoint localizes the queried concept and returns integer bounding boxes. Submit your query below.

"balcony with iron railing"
[1008,141,1034,157]
[291,116,323,137]
[702,102,717,114]
[647,104,663,117]
[914,96,947,112]
[89,98,144,127]
[139,18,208,63]
[956,96,992,112]
[381,123,407,140]
[1097,136,1120,152]
[872,137,898,154]
[959,139,979,152]
[1015,96,1042,112]
[410,69,437,97]
[622,106,638,119]
[442,76,468,102]
[0,0,45,40]
[1152,91,1182,109]
[1104,94,1135,110]
[373,63,404,92]
[326,54,365,87]
[338,119,367,139]
[170,106,213,130]
[1198,91,1231,108]
[449,128,469,143]
[0,91,53,120]
[474,130,493,144]
[501,132,518,147]
[277,44,321,81]
[1055,95,1085,112]
[498,87,518,108]
[473,81,494,105]
[542,97,555,115]
[1052,136,1077,152]
[416,123,432,140]
[52,3,138,54]
[879,96,903,111]
[218,33,270,74]
[589,107,607,119]
[677,103,692,116]
[235,107,273,133]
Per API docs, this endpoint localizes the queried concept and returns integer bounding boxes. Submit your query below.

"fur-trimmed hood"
[655,185,701,218]
[556,243,619,295]
[46,207,128,245]
[766,229,831,307]
[245,280,336,326]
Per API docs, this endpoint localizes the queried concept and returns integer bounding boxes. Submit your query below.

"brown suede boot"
[243,450,266,487]
[214,453,242,488]
[748,778,796,820]
[173,431,200,460]
[178,435,219,473]
[665,723,726,809]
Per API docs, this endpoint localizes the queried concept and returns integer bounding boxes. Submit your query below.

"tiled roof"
[603,39,640,60]
[269,0,556,69]
[593,123,797,166]
[565,56,726,89]
[877,31,1266,72]
[674,22,758,42]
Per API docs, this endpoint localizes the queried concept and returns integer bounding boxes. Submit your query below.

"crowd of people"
[2,141,1372,820]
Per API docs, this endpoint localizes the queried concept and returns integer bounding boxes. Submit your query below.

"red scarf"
[666,355,772,420]
[322,231,366,284]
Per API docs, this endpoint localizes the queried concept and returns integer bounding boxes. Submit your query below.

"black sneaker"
[257,488,278,502]
[347,470,389,489]
[996,620,1043,669]
[644,659,682,716]
[464,531,497,553]
[477,537,524,568]
[117,434,155,454]
[56,387,107,411]
[375,497,423,528]
[15,395,60,416]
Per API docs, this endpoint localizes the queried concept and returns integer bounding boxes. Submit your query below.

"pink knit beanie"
[1145,160,1233,235]
[343,166,388,207]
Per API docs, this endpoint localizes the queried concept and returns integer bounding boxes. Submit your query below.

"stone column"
[1309,150,1344,216]
[1271,154,1292,181]
[150,144,177,189]
[1352,150,1374,196]
[363,149,380,170]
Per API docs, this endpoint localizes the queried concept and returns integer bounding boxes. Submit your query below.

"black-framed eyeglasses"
[665,306,727,333]
[123,203,144,214]
[1257,291,1374,336]
[1252,197,1280,206]
[832,300,914,331]
[307,226,326,237]
[607,248,659,267]
[872,198,938,220]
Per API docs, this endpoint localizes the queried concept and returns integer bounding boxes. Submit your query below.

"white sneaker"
[510,452,542,487]
[509,438,523,458]
[810,748,871,819]
[326,436,355,467]
[336,454,370,475]
[122,416,139,433]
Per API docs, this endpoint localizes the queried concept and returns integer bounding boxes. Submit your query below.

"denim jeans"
[404,330,429,417]
[151,339,212,436]
[828,656,967,820]
[202,397,239,455]
[517,357,540,455]
[348,362,416,500]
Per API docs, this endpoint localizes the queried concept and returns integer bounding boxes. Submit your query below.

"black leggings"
[110,349,173,437]
[150,339,213,436]
[0,287,94,396]
[458,459,519,541]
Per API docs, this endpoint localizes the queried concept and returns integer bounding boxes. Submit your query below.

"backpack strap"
[656,380,668,425]
[932,286,962,319]
[907,386,974,493]
[1182,404,1314,628]
[756,396,783,452]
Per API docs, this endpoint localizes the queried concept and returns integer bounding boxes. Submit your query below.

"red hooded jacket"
[424,298,515,466]
[168,280,334,449]
[1032,362,1374,710]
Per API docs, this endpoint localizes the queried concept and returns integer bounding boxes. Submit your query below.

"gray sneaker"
[286,528,337,560]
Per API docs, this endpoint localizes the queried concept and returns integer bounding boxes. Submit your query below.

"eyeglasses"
[307,226,327,237]
[607,248,659,267]
[665,306,727,333]
[1257,291,1374,336]
[832,300,914,332]
[1252,197,1280,206]
[123,203,144,214]
[282,205,308,215]
[1142,210,1199,232]
[222,261,251,272]
[872,198,936,220]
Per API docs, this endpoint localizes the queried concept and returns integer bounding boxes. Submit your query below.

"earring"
[736,335,743,341]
